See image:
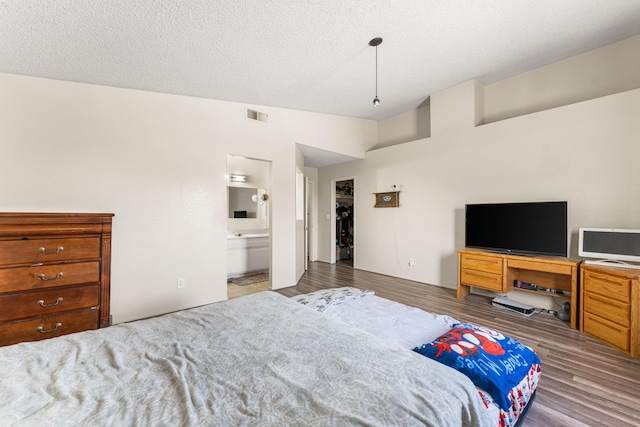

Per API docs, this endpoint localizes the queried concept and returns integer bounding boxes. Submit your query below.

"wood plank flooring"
[275,261,640,427]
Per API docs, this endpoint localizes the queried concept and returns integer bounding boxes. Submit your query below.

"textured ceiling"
[2,1,640,124]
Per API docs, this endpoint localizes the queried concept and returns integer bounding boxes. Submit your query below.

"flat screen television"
[465,201,568,257]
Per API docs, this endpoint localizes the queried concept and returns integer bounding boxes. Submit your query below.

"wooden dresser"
[580,263,639,359]
[0,213,113,346]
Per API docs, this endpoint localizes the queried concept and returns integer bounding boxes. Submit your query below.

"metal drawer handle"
[39,246,64,255]
[37,272,64,281]
[36,323,62,334]
[37,297,63,307]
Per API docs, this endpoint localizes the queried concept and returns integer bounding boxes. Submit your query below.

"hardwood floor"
[227,281,269,299]
[275,261,640,427]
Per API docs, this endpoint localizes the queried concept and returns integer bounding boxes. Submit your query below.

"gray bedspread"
[0,291,493,426]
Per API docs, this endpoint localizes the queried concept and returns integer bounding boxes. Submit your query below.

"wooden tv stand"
[457,249,580,329]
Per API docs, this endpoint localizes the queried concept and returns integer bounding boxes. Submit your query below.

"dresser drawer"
[583,270,630,303]
[0,237,101,266]
[0,261,99,293]
[0,309,99,346]
[583,311,630,352]
[508,258,574,275]
[0,284,99,323]
[460,269,503,291]
[583,292,630,327]
[460,253,503,274]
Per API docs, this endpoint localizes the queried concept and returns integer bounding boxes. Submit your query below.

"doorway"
[226,155,272,299]
[335,178,354,266]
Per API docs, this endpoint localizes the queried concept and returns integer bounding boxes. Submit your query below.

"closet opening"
[335,179,354,266]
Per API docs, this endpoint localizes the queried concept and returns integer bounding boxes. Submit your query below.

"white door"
[304,176,309,270]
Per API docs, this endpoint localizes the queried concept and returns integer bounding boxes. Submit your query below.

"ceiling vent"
[246,108,268,123]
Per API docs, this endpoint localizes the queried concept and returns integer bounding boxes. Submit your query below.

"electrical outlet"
[409,258,415,266]
[177,277,186,289]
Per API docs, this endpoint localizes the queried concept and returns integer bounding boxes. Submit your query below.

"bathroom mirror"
[228,187,268,219]
[228,187,258,218]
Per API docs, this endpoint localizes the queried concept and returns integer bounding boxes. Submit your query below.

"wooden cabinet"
[0,213,113,346]
[457,249,580,329]
[580,264,639,359]
[458,250,505,293]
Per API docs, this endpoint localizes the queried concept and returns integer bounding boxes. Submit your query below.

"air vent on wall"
[246,108,268,123]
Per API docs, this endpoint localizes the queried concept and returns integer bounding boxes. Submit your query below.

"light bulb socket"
[373,96,380,106]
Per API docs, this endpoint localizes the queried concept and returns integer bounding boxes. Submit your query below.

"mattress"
[293,288,541,427]
[0,291,493,426]
[323,292,458,348]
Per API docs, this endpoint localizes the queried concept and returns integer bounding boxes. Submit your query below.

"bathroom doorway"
[226,155,272,299]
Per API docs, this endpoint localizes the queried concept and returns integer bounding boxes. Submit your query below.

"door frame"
[226,154,272,295]
[331,176,355,265]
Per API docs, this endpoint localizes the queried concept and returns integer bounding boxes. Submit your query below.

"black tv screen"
[465,201,568,257]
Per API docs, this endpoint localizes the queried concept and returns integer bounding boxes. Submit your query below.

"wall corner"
[431,80,485,136]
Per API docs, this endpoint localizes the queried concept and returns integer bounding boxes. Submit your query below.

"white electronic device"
[579,228,640,269]
[491,296,535,317]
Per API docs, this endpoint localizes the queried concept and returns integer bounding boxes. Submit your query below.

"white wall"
[431,80,484,136]
[376,103,431,149]
[4,33,638,322]
[0,73,375,323]
[318,88,640,311]
[314,35,640,304]
[484,34,640,123]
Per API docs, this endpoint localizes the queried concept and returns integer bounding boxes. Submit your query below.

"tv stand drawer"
[460,252,503,275]
[460,269,503,292]
[508,258,574,275]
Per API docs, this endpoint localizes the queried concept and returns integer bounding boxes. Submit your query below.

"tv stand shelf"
[457,249,580,329]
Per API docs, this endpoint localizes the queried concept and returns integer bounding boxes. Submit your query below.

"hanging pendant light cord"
[369,37,382,106]
[375,44,378,99]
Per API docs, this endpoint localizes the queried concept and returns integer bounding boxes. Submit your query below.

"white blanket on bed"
[323,293,458,349]
[0,291,493,427]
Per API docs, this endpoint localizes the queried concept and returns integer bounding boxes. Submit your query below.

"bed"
[0,291,493,426]
[293,288,541,427]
